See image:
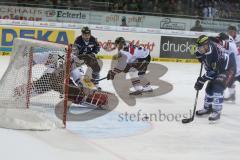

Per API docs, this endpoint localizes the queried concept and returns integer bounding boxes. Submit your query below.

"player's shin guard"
[92,72,101,90]
[92,72,100,84]
[129,78,142,95]
[209,92,223,121]
[196,93,212,116]
[139,73,152,92]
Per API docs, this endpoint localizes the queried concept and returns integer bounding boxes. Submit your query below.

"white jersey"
[33,51,58,74]
[114,45,150,72]
[228,36,240,77]
[33,51,85,84]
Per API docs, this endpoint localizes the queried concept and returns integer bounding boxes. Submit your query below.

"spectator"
[169,0,177,14]
[120,16,128,26]
[190,20,203,32]
[122,3,128,12]
[128,0,139,11]
[113,2,119,10]
[142,0,153,12]
[176,0,184,15]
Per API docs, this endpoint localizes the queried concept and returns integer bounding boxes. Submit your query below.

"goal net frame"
[0,38,72,130]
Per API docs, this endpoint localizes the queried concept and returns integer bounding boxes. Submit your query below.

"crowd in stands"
[2,0,240,20]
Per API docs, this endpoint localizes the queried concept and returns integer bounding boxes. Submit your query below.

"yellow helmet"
[196,35,209,46]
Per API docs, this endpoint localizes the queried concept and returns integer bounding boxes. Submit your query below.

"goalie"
[13,49,108,109]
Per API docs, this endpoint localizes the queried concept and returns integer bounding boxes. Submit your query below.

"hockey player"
[14,48,108,108]
[107,37,152,95]
[223,26,240,102]
[74,26,101,90]
[194,35,236,121]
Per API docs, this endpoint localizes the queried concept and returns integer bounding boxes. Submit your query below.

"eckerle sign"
[56,10,87,19]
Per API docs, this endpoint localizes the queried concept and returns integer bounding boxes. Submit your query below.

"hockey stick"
[182,63,203,124]
[93,77,107,82]
[82,76,107,89]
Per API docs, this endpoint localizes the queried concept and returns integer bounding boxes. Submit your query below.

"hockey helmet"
[196,35,209,46]
[228,25,237,32]
[115,37,126,45]
[81,26,91,34]
[218,32,229,40]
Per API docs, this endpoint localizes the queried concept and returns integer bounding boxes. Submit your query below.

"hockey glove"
[194,76,206,90]
[107,70,116,80]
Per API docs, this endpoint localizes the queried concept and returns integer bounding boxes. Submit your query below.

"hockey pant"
[78,54,100,84]
[123,55,151,90]
[204,81,224,112]
[223,53,237,97]
[204,70,235,112]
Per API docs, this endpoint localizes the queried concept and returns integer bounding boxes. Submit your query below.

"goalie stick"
[182,63,203,124]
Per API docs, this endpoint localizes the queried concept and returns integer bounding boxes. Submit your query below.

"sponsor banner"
[54,9,89,23]
[83,30,160,58]
[160,18,186,30]
[0,51,10,56]
[0,26,75,52]
[0,5,89,23]
[1,5,240,33]
[0,6,52,21]
[0,19,213,63]
[160,36,197,59]
[199,19,240,32]
[96,55,199,63]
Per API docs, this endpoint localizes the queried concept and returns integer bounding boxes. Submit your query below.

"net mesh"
[0,38,70,130]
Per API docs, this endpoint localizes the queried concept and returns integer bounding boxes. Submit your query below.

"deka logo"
[0,27,74,46]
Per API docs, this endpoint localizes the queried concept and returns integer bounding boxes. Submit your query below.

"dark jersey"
[196,42,234,81]
[74,36,100,55]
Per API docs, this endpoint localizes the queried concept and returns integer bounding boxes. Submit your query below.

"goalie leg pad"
[67,85,108,107]
[86,92,108,107]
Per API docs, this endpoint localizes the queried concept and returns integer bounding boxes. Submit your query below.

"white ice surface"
[0,56,240,160]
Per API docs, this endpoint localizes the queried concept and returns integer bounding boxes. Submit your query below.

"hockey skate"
[142,84,153,93]
[209,111,221,121]
[129,90,142,96]
[196,108,212,116]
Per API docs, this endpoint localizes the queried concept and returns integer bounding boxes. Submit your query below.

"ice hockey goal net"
[0,38,71,130]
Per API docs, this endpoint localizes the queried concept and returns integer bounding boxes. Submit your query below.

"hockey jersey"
[114,45,150,73]
[74,36,100,55]
[196,42,234,81]
[229,35,240,77]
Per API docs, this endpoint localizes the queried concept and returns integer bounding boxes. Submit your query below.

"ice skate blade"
[142,90,154,95]
[195,114,210,118]
[209,119,220,124]
[224,101,236,104]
